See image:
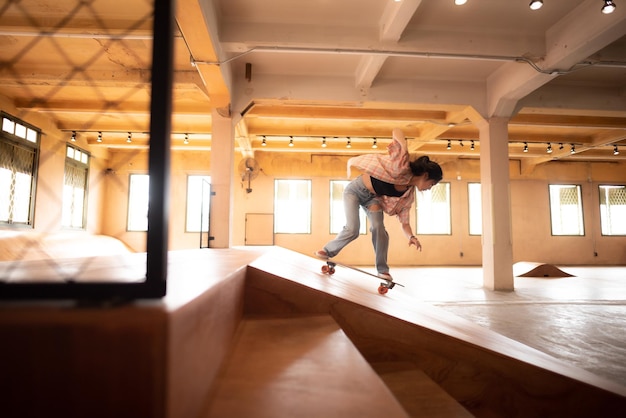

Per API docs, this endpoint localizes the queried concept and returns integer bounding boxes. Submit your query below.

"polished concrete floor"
[352,265,626,387]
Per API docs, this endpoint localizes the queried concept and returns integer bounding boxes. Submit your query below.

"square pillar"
[209,109,235,248]
[478,117,514,291]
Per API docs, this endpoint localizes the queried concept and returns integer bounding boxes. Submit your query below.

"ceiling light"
[570,144,576,154]
[184,133,189,145]
[71,131,76,141]
[523,142,528,152]
[97,132,102,142]
[321,137,327,148]
[346,138,352,148]
[455,0,468,5]
[289,136,294,147]
[447,140,451,150]
[614,145,620,155]
[602,1,616,14]
[127,132,132,143]
[547,143,552,153]
[261,136,267,146]
[529,0,543,10]
[372,138,378,149]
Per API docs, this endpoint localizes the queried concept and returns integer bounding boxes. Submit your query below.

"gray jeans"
[323,176,390,274]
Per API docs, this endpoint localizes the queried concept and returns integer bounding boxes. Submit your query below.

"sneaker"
[314,249,330,260]
[378,272,393,281]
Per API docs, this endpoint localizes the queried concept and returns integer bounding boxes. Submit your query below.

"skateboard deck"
[321,261,404,295]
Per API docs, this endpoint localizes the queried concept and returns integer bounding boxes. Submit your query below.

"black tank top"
[371,177,406,197]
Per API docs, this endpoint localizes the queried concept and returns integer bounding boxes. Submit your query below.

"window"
[599,185,626,236]
[549,184,584,236]
[128,174,149,232]
[468,182,482,235]
[186,175,211,232]
[0,113,40,226]
[329,180,366,234]
[274,179,311,233]
[62,145,89,229]
[416,182,451,235]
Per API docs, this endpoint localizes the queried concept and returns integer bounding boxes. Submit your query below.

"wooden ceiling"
[1,0,625,168]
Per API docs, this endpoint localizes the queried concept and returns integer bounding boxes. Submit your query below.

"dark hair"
[409,156,443,182]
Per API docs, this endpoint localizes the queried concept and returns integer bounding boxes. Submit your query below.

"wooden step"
[376,367,474,418]
[204,315,409,418]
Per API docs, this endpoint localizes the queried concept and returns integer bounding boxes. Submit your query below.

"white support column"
[209,108,235,248]
[478,117,514,291]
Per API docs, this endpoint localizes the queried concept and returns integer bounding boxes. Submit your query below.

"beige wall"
[1,97,624,266]
[229,151,626,266]
[99,149,212,252]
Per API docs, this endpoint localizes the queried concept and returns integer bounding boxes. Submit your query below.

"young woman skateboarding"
[315,128,443,281]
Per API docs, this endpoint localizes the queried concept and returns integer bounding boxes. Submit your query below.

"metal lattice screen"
[0,0,173,299]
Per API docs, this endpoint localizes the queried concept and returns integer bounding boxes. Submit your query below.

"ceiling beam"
[487,0,626,117]
[176,0,231,108]
[354,0,424,90]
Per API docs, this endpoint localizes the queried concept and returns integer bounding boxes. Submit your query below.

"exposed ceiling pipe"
[193,46,626,73]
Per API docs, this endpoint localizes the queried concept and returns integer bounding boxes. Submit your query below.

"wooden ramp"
[244,247,626,418]
[205,316,410,418]
[2,246,625,418]
[206,316,473,418]
[513,261,575,278]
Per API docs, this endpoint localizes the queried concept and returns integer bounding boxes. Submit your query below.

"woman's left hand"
[409,236,422,252]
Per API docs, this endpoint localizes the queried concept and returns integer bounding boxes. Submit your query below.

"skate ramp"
[514,261,574,278]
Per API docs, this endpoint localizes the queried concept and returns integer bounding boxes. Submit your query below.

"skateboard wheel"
[321,264,330,274]
[378,285,388,295]
[329,267,335,274]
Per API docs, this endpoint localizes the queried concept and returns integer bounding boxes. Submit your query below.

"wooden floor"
[330,262,626,387]
[1,245,625,418]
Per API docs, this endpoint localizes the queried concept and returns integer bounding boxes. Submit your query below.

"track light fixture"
[372,138,378,149]
[547,143,553,153]
[261,136,267,146]
[97,132,102,143]
[470,140,475,151]
[526,1,616,14]
[614,145,620,155]
[559,143,564,150]
[184,133,189,145]
[459,140,464,147]
[523,142,529,152]
[447,140,451,150]
[288,136,294,147]
[570,144,576,154]
[346,137,352,148]
[602,0,617,14]
[127,132,132,143]
[321,137,327,148]
[71,131,76,141]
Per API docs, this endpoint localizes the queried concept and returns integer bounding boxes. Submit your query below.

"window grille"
[549,184,584,236]
[0,114,40,226]
[599,185,626,235]
[416,182,451,235]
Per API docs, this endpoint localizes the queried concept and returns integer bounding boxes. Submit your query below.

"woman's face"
[412,174,438,191]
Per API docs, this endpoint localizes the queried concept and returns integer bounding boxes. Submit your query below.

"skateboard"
[321,261,404,295]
